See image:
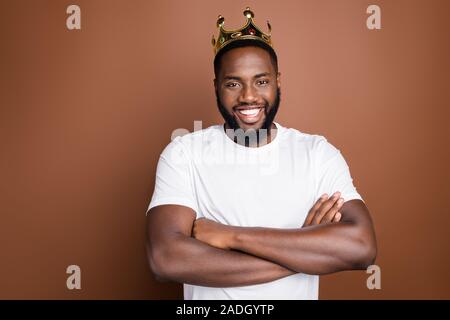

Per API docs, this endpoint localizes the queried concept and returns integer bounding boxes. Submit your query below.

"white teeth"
[238,108,261,116]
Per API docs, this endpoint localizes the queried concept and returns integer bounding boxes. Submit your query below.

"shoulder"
[177,124,222,145]
[279,124,336,152]
[160,125,223,159]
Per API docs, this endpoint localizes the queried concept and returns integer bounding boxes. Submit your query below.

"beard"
[215,87,281,135]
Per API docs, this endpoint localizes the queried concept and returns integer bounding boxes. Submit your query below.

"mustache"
[233,102,267,109]
[215,88,281,131]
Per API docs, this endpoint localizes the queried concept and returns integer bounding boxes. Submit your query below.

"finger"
[303,194,328,226]
[311,191,340,225]
[311,191,341,225]
[332,212,342,223]
[322,197,344,224]
[192,218,206,235]
[312,194,329,212]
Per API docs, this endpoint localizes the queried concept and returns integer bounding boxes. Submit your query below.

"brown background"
[1,0,449,299]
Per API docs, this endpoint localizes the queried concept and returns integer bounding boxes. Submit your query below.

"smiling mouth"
[234,106,264,123]
[237,108,262,116]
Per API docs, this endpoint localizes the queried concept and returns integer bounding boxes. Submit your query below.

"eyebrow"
[223,72,271,81]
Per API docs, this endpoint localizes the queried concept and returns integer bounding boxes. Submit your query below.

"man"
[145,7,377,300]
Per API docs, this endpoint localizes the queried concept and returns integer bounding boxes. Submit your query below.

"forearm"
[147,233,295,287]
[229,222,376,275]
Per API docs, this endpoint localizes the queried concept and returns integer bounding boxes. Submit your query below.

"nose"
[238,84,257,104]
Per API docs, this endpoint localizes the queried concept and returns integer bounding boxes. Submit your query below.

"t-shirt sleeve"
[314,136,364,203]
[146,138,199,216]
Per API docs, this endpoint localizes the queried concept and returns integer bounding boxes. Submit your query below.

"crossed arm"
[146,193,377,287]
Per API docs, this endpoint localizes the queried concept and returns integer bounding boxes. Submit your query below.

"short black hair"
[213,39,278,78]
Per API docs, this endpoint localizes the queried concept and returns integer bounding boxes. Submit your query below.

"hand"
[193,218,235,250]
[302,192,344,227]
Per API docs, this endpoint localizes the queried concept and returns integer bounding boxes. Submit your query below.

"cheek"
[220,91,238,108]
[262,87,277,103]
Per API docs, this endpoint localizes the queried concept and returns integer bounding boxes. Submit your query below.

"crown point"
[216,15,225,28]
[212,7,274,56]
[267,20,272,33]
[243,7,254,19]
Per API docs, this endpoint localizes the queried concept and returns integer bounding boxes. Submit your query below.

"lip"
[234,104,264,110]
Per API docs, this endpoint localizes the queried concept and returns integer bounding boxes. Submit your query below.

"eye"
[257,79,269,86]
[225,82,240,88]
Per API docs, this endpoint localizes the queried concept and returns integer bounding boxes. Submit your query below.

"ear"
[276,72,281,89]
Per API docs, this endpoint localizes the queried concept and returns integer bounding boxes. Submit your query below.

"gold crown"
[211,7,273,56]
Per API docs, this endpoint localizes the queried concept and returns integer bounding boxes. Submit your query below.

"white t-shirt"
[146,122,363,300]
